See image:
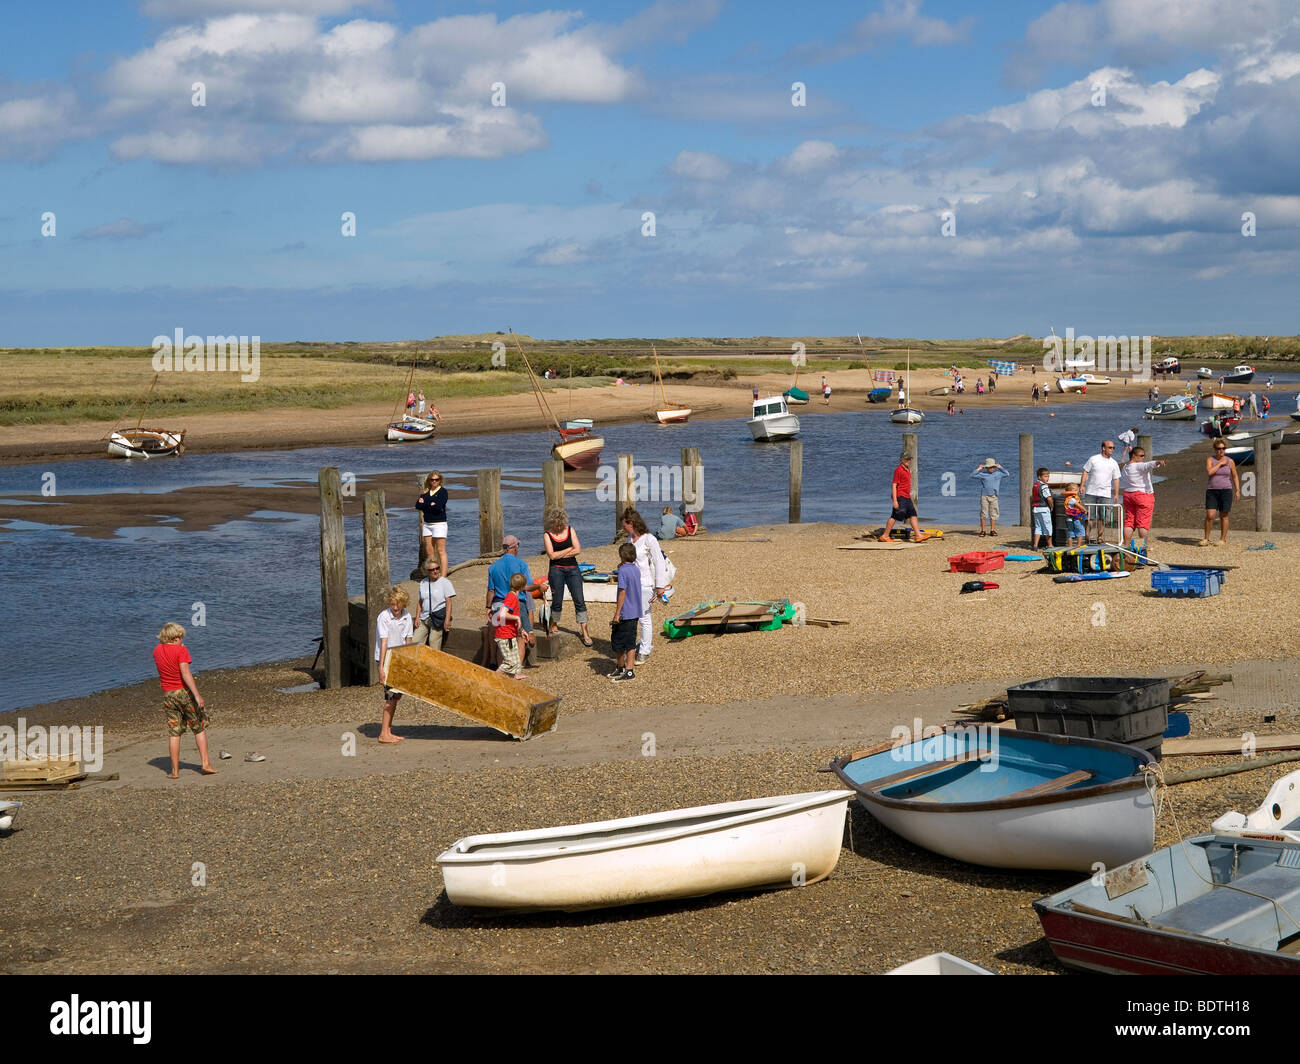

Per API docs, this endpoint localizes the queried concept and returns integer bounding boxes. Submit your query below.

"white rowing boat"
[888,952,993,975]
[437,790,851,911]
[107,428,186,458]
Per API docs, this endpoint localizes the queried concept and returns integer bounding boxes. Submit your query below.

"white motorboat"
[888,952,993,975]
[0,800,19,832]
[828,727,1155,872]
[1197,367,1214,379]
[1212,770,1300,842]
[748,395,800,440]
[107,428,186,458]
[890,408,925,424]
[1223,364,1255,384]
[1056,376,1087,393]
[1144,396,1196,420]
[437,790,852,911]
[1081,373,1111,385]
[1154,356,1181,374]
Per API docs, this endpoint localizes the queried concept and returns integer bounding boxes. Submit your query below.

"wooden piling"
[1138,433,1153,458]
[615,453,634,534]
[1019,433,1033,529]
[318,466,348,689]
[363,489,390,686]
[542,459,565,520]
[477,468,502,556]
[902,433,918,506]
[682,447,703,524]
[1255,430,1274,532]
[789,440,803,523]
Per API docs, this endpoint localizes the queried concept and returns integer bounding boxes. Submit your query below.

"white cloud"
[668,149,731,180]
[780,140,841,174]
[794,0,973,63]
[111,127,256,164]
[981,68,1220,132]
[141,0,364,15]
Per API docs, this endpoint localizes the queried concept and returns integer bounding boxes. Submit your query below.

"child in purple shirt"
[610,543,643,681]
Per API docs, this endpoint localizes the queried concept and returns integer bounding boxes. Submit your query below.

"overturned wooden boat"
[825,727,1155,872]
[888,952,993,975]
[1034,833,1300,974]
[436,790,852,911]
[107,428,185,458]
[1212,770,1300,842]
[383,644,558,740]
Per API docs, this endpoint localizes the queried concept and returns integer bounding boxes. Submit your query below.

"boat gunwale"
[436,789,852,865]
[825,726,1153,813]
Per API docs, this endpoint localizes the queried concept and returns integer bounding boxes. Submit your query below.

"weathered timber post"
[682,446,703,526]
[543,459,565,521]
[789,440,803,524]
[318,466,348,689]
[1019,433,1033,529]
[615,453,634,534]
[902,433,918,507]
[478,468,502,556]
[363,489,390,685]
[1138,434,1153,458]
[1255,431,1274,532]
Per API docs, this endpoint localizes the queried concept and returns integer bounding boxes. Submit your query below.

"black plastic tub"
[1006,676,1171,760]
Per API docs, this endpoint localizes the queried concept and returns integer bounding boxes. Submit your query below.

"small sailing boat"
[512,331,604,469]
[559,363,595,435]
[651,346,691,424]
[783,359,809,406]
[890,347,925,424]
[385,355,436,442]
[106,374,185,459]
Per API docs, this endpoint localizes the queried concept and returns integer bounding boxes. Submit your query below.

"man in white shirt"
[1079,440,1121,544]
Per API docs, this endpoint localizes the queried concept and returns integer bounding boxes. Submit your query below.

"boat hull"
[1212,769,1300,842]
[866,387,892,403]
[437,790,852,911]
[655,408,692,424]
[890,409,924,424]
[1202,392,1238,410]
[552,434,604,469]
[1145,403,1195,420]
[0,800,19,832]
[1197,368,1214,378]
[783,386,810,405]
[829,728,1154,872]
[1202,417,1240,438]
[888,952,992,975]
[386,419,436,442]
[107,429,185,459]
[1224,367,1255,384]
[748,413,800,440]
[1056,377,1087,393]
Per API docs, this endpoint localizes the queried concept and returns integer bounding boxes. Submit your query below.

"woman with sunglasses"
[417,471,449,576]
[1201,440,1240,547]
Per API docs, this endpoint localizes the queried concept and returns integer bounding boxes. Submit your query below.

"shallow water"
[3,379,1296,712]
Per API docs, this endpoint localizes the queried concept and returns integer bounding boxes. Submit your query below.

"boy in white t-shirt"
[375,586,414,743]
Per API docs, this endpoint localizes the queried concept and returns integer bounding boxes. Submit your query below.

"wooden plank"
[363,489,390,686]
[3,758,80,782]
[383,644,559,740]
[867,749,988,792]
[1000,769,1096,801]
[1163,734,1300,757]
[318,466,348,689]
[477,469,502,557]
[806,617,851,627]
[836,541,918,550]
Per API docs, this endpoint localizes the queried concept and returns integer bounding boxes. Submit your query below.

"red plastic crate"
[948,551,1006,574]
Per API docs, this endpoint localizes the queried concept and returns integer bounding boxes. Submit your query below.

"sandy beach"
[5,521,1300,974]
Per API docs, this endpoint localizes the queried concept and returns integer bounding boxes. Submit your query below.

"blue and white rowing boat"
[825,727,1155,871]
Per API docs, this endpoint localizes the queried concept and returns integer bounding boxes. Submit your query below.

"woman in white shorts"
[416,470,449,576]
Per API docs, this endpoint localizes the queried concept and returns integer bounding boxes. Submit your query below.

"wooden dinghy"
[662,599,794,639]
[1202,392,1238,410]
[1212,770,1300,842]
[825,727,1154,871]
[382,644,558,740]
[386,417,436,442]
[107,428,185,458]
[436,790,852,911]
[1034,833,1300,974]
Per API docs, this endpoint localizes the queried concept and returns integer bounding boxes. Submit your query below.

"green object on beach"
[1246,541,1278,551]
[662,600,795,639]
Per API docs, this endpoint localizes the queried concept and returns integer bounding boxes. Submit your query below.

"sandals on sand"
[581,636,594,647]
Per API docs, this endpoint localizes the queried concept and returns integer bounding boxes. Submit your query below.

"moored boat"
[928,386,951,396]
[1224,364,1255,384]
[107,428,186,458]
[1224,445,1253,465]
[783,386,810,406]
[1056,376,1087,393]
[436,790,852,911]
[1144,396,1195,420]
[512,332,606,469]
[1080,373,1111,385]
[866,386,892,403]
[385,417,436,442]
[1197,367,1214,379]
[1034,833,1300,974]
[1212,770,1300,842]
[825,727,1155,872]
[561,417,594,432]
[748,395,800,440]
[1202,392,1238,411]
[552,432,604,469]
[1154,355,1181,374]
[890,408,925,424]
[651,346,692,423]
[1201,414,1241,438]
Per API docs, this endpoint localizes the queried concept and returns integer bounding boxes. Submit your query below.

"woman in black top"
[416,471,449,577]
[543,507,592,647]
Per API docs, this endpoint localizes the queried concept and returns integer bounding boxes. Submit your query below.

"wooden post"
[1255,431,1273,532]
[789,440,803,523]
[1138,433,1153,458]
[1019,433,1033,529]
[477,468,502,556]
[682,447,703,525]
[363,489,390,686]
[615,453,634,534]
[543,459,565,521]
[318,467,348,689]
[902,433,918,506]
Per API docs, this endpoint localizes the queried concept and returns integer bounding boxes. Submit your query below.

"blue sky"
[2,0,1299,344]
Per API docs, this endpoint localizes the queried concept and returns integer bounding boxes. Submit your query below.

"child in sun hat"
[971,458,1007,538]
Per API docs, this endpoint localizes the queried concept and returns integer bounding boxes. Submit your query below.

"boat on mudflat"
[1056,376,1087,393]
[107,428,186,458]
[866,386,892,403]
[1154,355,1181,374]
[1213,770,1300,842]
[1197,366,1215,379]
[436,790,852,912]
[386,417,436,442]
[888,952,993,975]
[1202,414,1241,438]
[1081,373,1111,385]
[1144,396,1196,420]
[1223,364,1256,384]
[1034,833,1300,974]
[825,727,1155,872]
[1202,392,1238,411]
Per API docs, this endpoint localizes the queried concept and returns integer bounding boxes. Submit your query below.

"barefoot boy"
[152,622,217,779]
[376,586,414,742]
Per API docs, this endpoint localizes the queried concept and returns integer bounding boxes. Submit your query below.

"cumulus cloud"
[792,0,974,63]
[668,149,731,181]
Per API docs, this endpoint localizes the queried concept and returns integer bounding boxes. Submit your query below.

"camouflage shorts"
[163,688,209,736]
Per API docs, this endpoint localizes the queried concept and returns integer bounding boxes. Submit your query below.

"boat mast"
[391,354,418,423]
[510,330,563,437]
[135,373,159,435]
[653,345,668,407]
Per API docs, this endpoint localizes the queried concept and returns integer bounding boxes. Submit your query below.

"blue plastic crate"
[1151,569,1222,597]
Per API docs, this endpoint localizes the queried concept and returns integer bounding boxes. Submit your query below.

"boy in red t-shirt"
[879,453,931,543]
[152,622,217,779]
[493,573,526,679]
